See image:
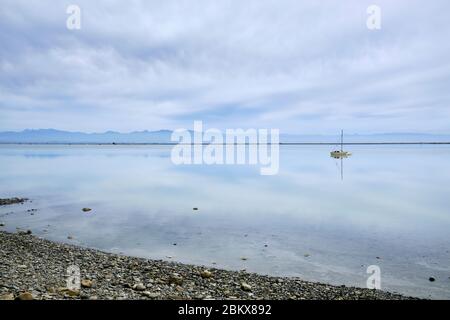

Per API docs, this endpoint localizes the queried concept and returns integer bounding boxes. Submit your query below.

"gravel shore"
[0,198,28,206]
[0,231,414,300]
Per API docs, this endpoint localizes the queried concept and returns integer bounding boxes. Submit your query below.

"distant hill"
[0,129,173,143]
[0,129,449,144]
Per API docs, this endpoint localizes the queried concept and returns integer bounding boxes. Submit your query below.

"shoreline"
[0,197,28,206]
[0,231,415,300]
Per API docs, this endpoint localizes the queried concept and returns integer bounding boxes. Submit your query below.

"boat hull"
[330,151,352,158]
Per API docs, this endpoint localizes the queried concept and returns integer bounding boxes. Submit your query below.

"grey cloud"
[0,0,449,133]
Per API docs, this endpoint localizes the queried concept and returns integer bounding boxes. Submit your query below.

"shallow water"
[0,144,449,299]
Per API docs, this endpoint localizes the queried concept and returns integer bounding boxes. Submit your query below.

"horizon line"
[1,142,450,146]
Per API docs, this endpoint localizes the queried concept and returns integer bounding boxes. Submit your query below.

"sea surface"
[0,144,449,299]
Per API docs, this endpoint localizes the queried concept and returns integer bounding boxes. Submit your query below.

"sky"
[0,0,449,134]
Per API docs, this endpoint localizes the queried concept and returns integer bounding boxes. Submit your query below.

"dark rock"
[0,198,28,206]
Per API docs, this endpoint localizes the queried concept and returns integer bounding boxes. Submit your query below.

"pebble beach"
[0,230,414,300]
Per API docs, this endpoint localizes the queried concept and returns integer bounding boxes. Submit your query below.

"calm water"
[0,144,449,299]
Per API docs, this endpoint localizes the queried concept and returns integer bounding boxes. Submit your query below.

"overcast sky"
[0,0,449,134]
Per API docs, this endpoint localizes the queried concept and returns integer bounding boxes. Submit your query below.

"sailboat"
[330,130,352,158]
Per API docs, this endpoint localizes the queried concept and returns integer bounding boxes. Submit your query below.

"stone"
[175,286,183,292]
[81,293,92,300]
[143,291,159,298]
[0,293,15,300]
[0,198,27,206]
[133,283,146,291]
[17,292,34,300]
[66,289,80,297]
[82,208,92,212]
[240,282,252,292]
[200,270,213,279]
[169,273,184,285]
[429,277,436,282]
[81,279,93,288]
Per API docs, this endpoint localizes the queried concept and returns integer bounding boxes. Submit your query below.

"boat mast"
[341,130,344,180]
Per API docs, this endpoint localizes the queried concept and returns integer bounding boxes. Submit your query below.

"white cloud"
[0,0,449,133]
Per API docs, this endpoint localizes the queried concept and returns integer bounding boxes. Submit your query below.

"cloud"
[0,0,449,133]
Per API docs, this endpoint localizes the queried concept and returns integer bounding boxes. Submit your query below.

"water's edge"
[0,230,416,300]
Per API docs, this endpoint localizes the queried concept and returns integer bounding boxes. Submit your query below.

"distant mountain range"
[0,129,449,144]
[0,129,173,143]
